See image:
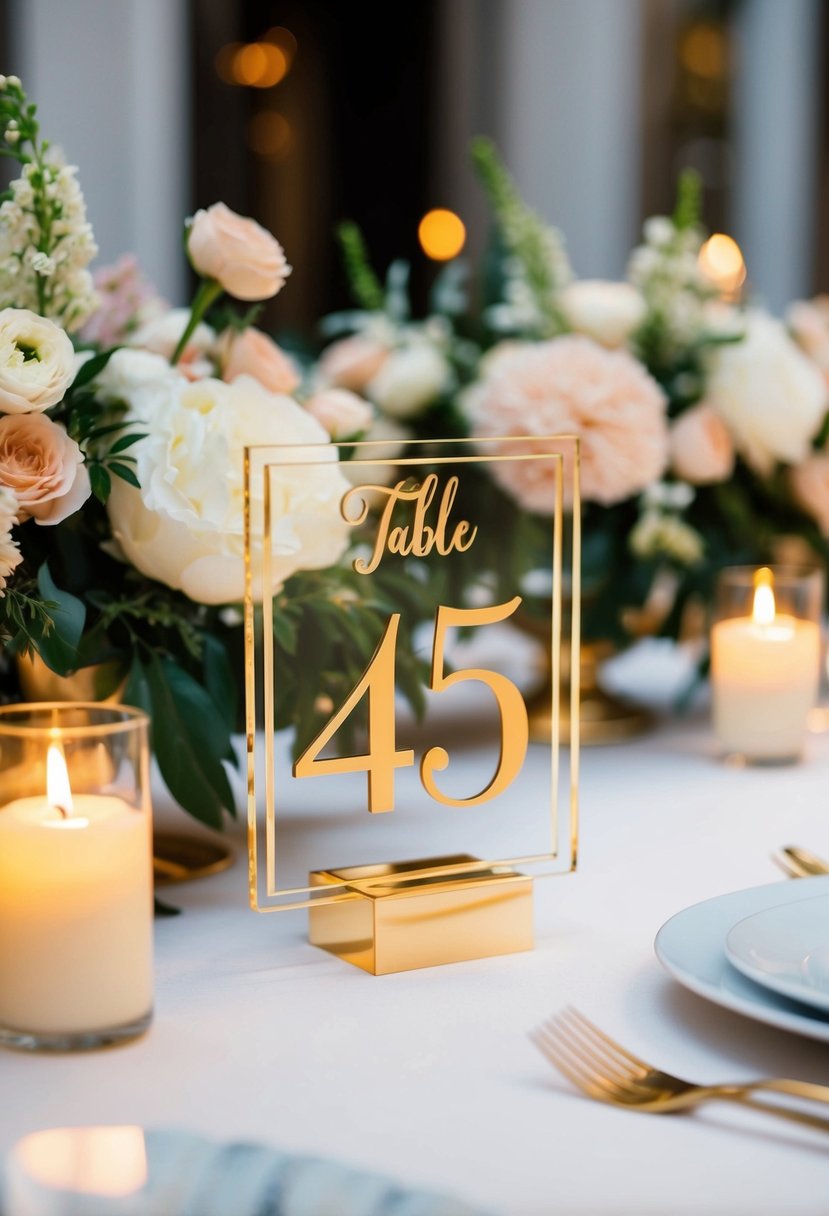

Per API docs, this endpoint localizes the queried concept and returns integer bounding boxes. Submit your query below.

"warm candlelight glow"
[752,567,775,626]
[46,744,73,818]
[14,1126,148,1196]
[698,233,746,298]
[418,209,466,261]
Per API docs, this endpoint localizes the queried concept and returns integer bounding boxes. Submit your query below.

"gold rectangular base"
[308,854,534,975]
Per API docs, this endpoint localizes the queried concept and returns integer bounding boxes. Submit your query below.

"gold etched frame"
[244,436,580,913]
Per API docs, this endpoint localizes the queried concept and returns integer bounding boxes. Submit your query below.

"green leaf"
[143,654,229,830]
[68,347,119,394]
[33,563,86,674]
[108,461,141,488]
[109,432,147,454]
[89,464,112,503]
[273,611,299,655]
[202,633,238,739]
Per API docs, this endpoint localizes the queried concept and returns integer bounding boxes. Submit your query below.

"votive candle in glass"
[0,704,153,1050]
[711,566,822,763]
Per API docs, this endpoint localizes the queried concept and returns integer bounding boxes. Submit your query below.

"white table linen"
[2,641,829,1216]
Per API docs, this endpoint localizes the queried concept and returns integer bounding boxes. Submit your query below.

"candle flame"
[752,566,775,626]
[47,744,74,818]
[14,1127,147,1197]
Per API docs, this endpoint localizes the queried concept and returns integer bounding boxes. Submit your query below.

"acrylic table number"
[244,437,580,974]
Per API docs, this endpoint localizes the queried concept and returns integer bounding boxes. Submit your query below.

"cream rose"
[367,344,449,419]
[706,311,827,474]
[669,403,734,484]
[106,373,350,604]
[318,335,390,391]
[305,388,373,440]
[0,308,75,413]
[790,453,829,535]
[218,327,300,394]
[0,413,90,524]
[93,348,178,405]
[129,308,215,363]
[187,203,291,301]
[560,280,646,348]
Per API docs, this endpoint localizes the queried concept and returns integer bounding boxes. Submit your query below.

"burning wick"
[46,744,74,820]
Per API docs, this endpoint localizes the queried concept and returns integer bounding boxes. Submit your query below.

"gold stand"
[309,855,533,975]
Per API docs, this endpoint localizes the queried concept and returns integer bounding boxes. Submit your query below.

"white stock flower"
[560,280,646,349]
[0,308,74,412]
[0,154,98,332]
[706,310,828,474]
[367,343,450,419]
[107,373,351,605]
[630,509,704,566]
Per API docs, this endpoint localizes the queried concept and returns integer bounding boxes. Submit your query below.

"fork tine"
[532,1022,627,1104]
[530,1028,614,1103]
[550,1011,647,1093]
[563,1006,651,1074]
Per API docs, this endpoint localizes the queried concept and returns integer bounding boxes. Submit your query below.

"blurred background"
[2,0,826,331]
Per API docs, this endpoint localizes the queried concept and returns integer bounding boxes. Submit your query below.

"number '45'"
[293,597,529,813]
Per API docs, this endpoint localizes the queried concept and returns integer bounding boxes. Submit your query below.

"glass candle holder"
[0,704,153,1051]
[711,566,823,763]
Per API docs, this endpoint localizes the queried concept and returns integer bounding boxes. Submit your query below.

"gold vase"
[15,653,234,883]
[518,616,653,747]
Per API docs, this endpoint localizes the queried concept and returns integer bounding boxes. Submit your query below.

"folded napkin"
[4,1127,495,1216]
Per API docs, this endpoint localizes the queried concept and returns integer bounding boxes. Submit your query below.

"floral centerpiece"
[0,77,429,827]
[311,140,829,666]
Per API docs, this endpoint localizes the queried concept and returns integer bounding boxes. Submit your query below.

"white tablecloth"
[3,642,829,1216]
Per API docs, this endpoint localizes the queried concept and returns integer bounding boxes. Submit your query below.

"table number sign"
[244,437,580,974]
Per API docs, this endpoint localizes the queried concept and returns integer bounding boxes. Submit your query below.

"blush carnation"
[467,336,669,509]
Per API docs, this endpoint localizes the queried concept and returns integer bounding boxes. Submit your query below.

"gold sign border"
[244,436,580,912]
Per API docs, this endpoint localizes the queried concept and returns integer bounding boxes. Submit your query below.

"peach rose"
[218,327,300,394]
[669,403,734,484]
[318,335,390,392]
[305,388,373,439]
[791,453,829,535]
[0,413,90,525]
[187,203,291,301]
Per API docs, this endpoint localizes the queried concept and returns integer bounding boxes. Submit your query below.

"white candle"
[712,571,820,760]
[0,748,153,1039]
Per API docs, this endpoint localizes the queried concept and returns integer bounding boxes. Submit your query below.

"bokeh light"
[418,209,466,261]
[215,39,290,88]
[698,233,746,296]
[247,111,293,161]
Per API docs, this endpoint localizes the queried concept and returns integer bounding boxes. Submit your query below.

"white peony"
[559,280,646,349]
[106,373,351,605]
[705,310,828,474]
[366,343,449,419]
[0,308,75,413]
[93,348,177,405]
[0,485,20,593]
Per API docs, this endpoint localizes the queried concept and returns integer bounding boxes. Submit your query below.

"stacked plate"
[655,875,829,1043]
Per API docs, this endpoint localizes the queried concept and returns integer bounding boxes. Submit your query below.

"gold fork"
[772,845,829,880]
[532,1007,829,1134]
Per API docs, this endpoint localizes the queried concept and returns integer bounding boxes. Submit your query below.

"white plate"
[725,893,829,1014]
[655,876,829,1043]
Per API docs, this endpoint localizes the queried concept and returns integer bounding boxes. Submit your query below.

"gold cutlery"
[772,845,829,880]
[532,1007,829,1133]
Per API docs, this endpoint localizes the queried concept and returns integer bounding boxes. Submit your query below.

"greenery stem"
[170,278,223,366]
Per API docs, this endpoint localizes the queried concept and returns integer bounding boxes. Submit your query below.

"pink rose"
[669,403,735,484]
[318,335,390,391]
[187,203,291,301]
[218,327,300,394]
[305,388,373,439]
[0,414,90,525]
[791,453,829,534]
